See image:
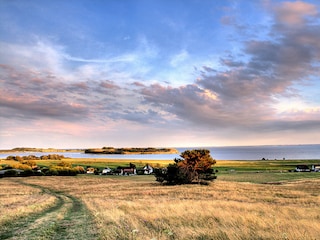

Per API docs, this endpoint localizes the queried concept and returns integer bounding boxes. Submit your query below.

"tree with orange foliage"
[155,149,216,185]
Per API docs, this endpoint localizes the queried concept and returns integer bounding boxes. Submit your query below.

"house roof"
[296,165,309,169]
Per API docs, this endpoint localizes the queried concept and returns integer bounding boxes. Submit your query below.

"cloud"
[1,1,320,148]
[63,53,137,64]
[0,40,169,127]
[0,65,88,120]
[273,1,318,26]
[137,1,320,133]
[0,92,87,120]
[111,109,165,124]
[170,49,189,67]
[0,41,66,75]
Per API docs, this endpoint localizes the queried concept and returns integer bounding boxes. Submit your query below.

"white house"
[143,164,153,174]
[311,165,320,172]
[102,167,112,175]
[295,165,310,172]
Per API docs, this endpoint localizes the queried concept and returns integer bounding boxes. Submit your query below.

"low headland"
[0,147,179,154]
[0,147,83,153]
[84,147,178,154]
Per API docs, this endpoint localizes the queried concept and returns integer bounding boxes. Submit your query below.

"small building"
[143,164,153,174]
[102,167,112,175]
[121,167,136,175]
[115,163,137,175]
[86,167,95,174]
[294,165,310,172]
[311,165,320,172]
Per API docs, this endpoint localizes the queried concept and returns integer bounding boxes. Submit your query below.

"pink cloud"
[274,1,318,26]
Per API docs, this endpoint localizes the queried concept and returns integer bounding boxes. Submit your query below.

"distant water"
[184,145,320,160]
[0,144,319,160]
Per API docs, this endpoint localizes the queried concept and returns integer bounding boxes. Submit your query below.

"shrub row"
[0,163,85,178]
[6,154,65,161]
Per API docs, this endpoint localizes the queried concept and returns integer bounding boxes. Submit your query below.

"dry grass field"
[1,174,319,240]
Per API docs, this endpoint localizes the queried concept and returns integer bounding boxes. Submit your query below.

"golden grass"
[0,179,57,227]
[3,175,318,240]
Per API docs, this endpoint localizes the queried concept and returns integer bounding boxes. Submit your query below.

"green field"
[2,157,319,184]
[216,159,320,183]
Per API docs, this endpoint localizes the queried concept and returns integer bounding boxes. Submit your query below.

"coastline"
[0,144,319,160]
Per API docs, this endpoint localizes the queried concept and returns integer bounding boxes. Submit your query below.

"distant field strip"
[0,179,98,240]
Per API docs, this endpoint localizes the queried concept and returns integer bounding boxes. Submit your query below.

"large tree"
[155,149,216,185]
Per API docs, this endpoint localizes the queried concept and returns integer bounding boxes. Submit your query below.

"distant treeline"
[84,147,178,154]
[1,156,83,177]
[11,147,41,151]
[0,147,82,153]
[6,154,65,160]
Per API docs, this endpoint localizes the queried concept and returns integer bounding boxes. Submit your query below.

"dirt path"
[0,180,99,240]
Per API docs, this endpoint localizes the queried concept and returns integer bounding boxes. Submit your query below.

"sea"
[0,144,319,160]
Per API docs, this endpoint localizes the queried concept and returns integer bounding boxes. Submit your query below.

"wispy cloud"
[137,1,320,133]
[63,53,137,63]
[170,49,189,67]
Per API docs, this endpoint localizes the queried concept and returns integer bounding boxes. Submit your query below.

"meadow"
[2,156,319,171]
[0,158,320,239]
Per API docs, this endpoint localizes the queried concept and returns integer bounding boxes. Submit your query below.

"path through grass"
[0,179,98,240]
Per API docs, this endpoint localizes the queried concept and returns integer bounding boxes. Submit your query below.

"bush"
[46,165,81,176]
[155,149,217,185]
[4,169,18,177]
[45,169,59,176]
[23,169,36,177]
[56,161,72,168]
[49,167,77,176]
[7,163,32,171]
[73,166,85,174]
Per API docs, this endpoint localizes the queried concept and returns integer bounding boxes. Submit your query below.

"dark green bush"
[4,169,18,177]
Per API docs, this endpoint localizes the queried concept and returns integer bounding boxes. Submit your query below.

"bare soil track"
[0,179,98,240]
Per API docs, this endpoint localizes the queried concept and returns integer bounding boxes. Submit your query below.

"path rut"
[0,180,99,240]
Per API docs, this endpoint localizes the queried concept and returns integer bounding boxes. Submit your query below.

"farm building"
[114,163,137,175]
[311,165,320,172]
[101,167,112,175]
[86,167,95,174]
[143,164,153,174]
[295,165,310,172]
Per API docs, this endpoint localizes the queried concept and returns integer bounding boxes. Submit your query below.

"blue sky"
[0,0,320,149]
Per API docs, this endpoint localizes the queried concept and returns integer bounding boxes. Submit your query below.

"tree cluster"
[1,160,85,177]
[154,149,217,185]
[6,154,65,161]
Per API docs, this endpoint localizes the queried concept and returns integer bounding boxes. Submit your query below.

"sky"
[0,0,320,149]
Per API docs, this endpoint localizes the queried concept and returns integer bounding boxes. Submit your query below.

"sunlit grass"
[1,158,320,239]
[4,175,318,240]
[217,171,320,183]
[0,179,57,227]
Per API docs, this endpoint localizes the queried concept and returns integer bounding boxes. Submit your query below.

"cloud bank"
[0,1,319,148]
